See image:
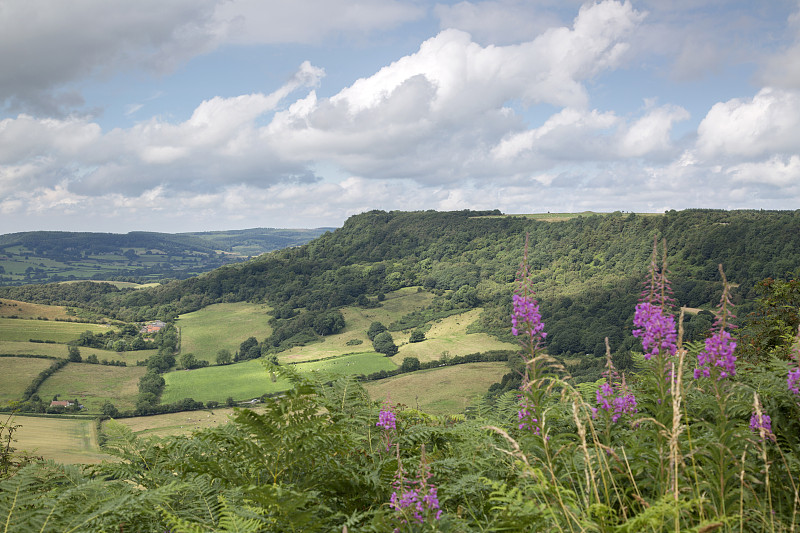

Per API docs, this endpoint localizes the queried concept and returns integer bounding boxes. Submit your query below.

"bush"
[372,331,398,357]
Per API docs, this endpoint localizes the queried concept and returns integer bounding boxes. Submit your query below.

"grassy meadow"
[110,407,257,438]
[0,317,111,343]
[177,302,273,362]
[162,352,398,404]
[0,298,74,320]
[0,357,54,403]
[9,415,110,464]
[280,287,435,362]
[364,362,510,415]
[37,363,147,412]
[392,308,517,363]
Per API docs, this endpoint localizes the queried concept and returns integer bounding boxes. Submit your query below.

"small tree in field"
[216,349,232,365]
[67,345,81,362]
[373,331,398,357]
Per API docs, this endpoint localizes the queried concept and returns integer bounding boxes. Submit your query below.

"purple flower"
[594,378,637,423]
[750,412,775,442]
[517,401,541,435]
[511,293,546,344]
[389,447,442,528]
[789,367,800,396]
[632,302,677,360]
[377,409,397,430]
[694,329,737,380]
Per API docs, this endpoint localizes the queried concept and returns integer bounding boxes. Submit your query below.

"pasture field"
[177,302,273,362]
[0,298,72,320]
[364,362,510,415]
[110,407,261,438]
[0,317,111,343]
[281,287,435,362]
[37,363,147,412]
[0,357,54,403]
[162,359,289,404]
[162,352,398,404]
[0,340,154,364]
[392,308,518,363]
[10,415,110,464]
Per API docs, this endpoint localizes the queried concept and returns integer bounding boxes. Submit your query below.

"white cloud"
[696,88,800,159]
[618,104,690,158]
[727,155,800,187]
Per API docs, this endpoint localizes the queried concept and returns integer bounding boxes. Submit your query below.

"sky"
[2,0,800,233]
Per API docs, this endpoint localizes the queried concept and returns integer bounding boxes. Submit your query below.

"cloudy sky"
[2,0,800,233]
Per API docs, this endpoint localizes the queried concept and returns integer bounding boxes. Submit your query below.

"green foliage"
[372,331,398,357]
[215,348,233,365]
[367,321,387,341]
[738,277,800,361]
[409,330,426,343]
[67,345,81,362]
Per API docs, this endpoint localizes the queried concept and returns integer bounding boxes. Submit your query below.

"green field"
[0,340,154,363]
[162,352,398,404]
[177,302,273,362]
[37,363,148,412]
[0,318,111,343]
[392,308,518,363]
[0,298,74,320]
[111,407,255,438]
[280,287,435,362]
[10,415,110,464]
[364,362,510,415]
[0,357,54,402]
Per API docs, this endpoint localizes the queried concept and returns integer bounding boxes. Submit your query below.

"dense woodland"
[2,209,799,376]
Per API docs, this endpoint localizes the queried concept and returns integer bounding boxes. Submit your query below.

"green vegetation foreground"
[2,238,800,532]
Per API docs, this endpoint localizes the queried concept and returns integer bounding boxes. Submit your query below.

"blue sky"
[2,0,800,233]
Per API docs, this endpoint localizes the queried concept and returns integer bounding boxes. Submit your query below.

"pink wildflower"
[750,412,775,442]
[789,368,800,396]
[632,302,677,360]
[377,409,397,430]
[511,294,546,343]
[694,329,737,380]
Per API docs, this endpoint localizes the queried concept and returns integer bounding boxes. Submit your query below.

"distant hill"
[0,227,334,286]
[2,209,799,379]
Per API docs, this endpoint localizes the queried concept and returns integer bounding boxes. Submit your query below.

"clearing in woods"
[391,308,517,363]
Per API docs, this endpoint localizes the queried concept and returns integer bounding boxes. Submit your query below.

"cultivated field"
[0,357,54,403]
[364,362,510,415]
[162,352,398,404]
[37,363,148,412]
[0,317,111,343]
[177,302,273,362]
[10,415,110,464]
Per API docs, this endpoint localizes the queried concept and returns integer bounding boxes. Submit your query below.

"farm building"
[141,320,167,334]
